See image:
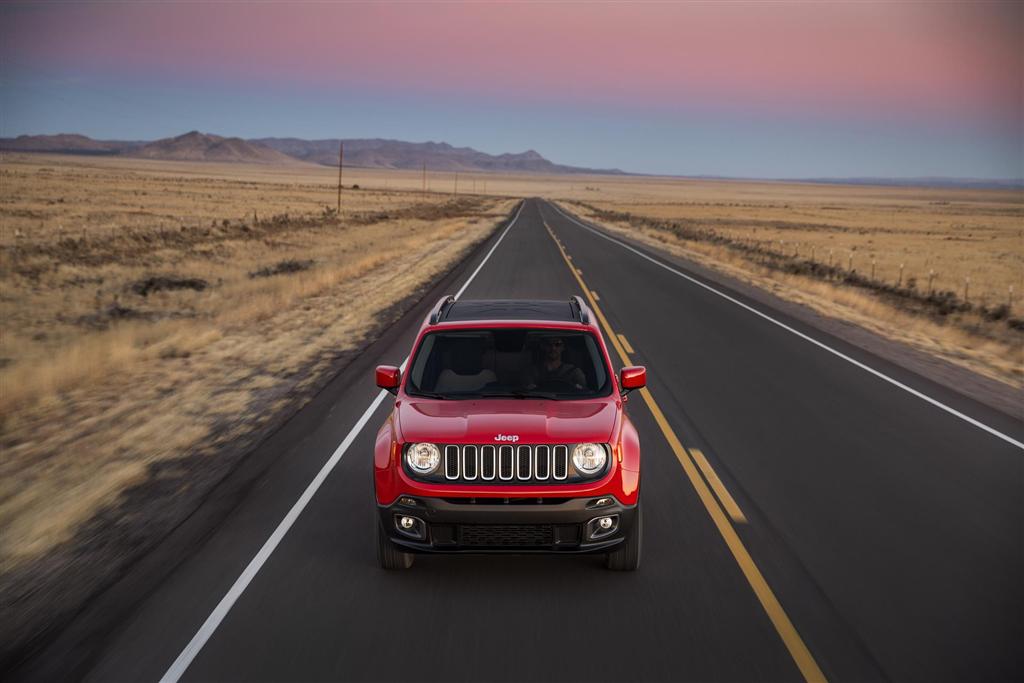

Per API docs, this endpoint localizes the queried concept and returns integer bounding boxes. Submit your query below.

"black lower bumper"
[378,495,637,554]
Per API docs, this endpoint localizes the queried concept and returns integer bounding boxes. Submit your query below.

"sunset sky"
[1,1,1021,178]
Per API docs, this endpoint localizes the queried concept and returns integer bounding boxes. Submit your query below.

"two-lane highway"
[18,199,1022,682]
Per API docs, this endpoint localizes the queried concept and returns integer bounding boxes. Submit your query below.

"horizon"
[7,129,1024,185]
[2,2,1021,179]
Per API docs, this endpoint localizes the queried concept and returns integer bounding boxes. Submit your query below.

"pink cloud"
[4,2,1020,124]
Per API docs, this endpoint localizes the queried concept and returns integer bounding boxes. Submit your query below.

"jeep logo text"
[494,434,520,443]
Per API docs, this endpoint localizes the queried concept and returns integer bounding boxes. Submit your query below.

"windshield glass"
[407,328,611,399]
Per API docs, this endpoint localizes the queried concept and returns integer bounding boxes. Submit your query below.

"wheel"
[606,502,642,571]
[377,519,414,570]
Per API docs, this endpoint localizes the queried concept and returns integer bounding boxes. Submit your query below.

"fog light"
[394,514,426,540]
[586,514,619,540]
[398,496,417,507]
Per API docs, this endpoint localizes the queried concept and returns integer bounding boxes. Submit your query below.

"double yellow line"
[544,220,827,683]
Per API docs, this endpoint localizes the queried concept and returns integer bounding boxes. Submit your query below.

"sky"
[1,1,1021,179]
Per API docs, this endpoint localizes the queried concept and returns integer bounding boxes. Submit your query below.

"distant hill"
[1,132,625,174]
[10,133,1015,187]
[129,131,297,164]
[0,131,292,164]
[0,133,140,155]
[252,138,626,174]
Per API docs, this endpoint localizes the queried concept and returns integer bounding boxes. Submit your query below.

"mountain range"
[5,132,1017,188]
[0,131,626,174]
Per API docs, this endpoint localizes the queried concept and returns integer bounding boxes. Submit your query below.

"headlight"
[405,442,441,473]
[572,443,607,474]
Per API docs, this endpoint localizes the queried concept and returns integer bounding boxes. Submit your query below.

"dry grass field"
[0,153,514,577]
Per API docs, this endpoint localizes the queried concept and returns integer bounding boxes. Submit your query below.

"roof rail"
[569,296,590,324]
[428,295,456,324]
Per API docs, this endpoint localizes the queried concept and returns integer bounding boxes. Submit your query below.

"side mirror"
[619,366,646,394]
[375,365,401,394]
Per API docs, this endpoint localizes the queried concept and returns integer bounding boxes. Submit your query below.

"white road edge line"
[548,201,1024,451]
[160,200,525,683]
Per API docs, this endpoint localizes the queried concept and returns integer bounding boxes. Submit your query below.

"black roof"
[437,298,588,324]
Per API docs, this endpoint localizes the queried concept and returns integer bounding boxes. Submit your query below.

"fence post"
[964,277,970,303]
[871,259,876,280]
[898,263,904,287]
[928,269,936,294]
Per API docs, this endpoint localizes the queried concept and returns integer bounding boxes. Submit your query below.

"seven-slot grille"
[439,444,573,483]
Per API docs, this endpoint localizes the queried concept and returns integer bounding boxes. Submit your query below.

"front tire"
[377,519,414,570]
[606,502,642,571]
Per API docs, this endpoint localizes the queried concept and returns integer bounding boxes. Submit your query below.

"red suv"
[373,297,646,570]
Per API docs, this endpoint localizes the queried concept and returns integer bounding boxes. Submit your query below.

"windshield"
[407,328,611,400]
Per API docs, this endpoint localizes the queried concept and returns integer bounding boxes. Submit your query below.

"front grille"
[405,443,608,484]
[458,524,554,547]
[437,444,580,484]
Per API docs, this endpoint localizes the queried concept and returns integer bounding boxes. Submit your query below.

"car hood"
[396,398,618,444]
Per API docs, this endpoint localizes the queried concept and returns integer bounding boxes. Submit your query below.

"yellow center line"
[690,448,747,523]
[591,290,601,301]
[617,334,636,355]
[543,219,827,683]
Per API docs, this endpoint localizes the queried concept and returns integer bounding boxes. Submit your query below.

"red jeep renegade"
[373,296,645,570]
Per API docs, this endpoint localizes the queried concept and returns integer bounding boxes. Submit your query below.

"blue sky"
[2,2,1021,179]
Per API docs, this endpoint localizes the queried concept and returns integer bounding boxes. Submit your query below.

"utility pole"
[454,172,458,197]
[422,162,427,194]
[342,139,350,214]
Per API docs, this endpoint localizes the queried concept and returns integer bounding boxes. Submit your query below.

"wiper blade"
[477,391,559,400]
[408,390,449,400]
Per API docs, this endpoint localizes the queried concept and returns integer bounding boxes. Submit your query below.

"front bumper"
[378,495,637,554]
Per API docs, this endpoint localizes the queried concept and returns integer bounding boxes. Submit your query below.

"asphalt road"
[18,199,1023,682]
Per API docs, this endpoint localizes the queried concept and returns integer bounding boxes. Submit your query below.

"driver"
[527,336,585,390]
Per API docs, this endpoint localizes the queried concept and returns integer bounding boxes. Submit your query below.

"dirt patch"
[248,259,314,279]
[130,276,208,297]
